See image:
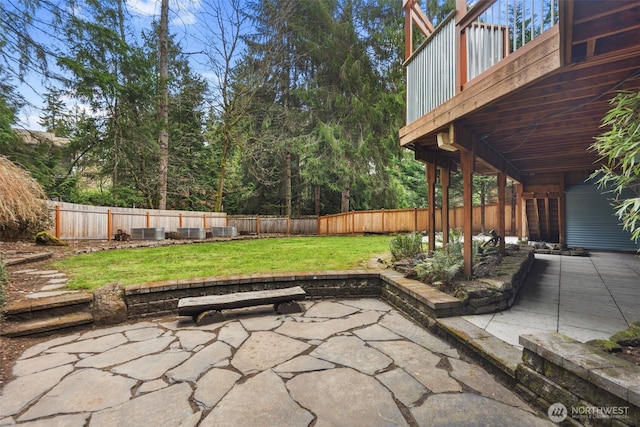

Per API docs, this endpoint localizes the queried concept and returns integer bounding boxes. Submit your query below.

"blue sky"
[14,0,246,131]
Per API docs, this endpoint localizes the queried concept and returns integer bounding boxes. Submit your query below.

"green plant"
[590,90,640,244]
[389,232,424,261]
[414,243,464,286]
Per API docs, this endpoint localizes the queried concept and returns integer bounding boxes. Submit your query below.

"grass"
[52,235,393,290]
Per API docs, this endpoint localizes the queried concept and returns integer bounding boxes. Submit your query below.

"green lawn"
[53,235,393,290]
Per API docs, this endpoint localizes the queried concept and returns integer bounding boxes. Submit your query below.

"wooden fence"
[227,215,318,235]
[45,202,515,240]
[47,201,227,240]
[317,205,516,235]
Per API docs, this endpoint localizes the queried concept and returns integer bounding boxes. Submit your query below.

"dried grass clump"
[0,156,50,240]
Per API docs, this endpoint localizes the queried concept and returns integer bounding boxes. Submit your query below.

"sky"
[13,0,245,132]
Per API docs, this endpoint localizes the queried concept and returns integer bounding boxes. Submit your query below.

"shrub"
[389,232,424,261]
[0,156,50,240]
[414,242,464,286]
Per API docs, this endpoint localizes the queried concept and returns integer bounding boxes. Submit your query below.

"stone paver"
[18,368,137,421]
[287,367,408,427]
[193,368,241,409]
[310,335,392,375]
[375,367,427,407]
[89,382,195,427]
[0,298,554,426]
[202,370,313,427]
[411,393,553,427]
[11,352,77,377]
[216,321,248,348]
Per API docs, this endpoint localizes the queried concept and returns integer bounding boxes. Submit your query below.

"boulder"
[92,282,127,325]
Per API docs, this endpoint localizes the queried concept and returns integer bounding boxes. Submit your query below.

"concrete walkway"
[0,299,554,426]
[464,251,640,348]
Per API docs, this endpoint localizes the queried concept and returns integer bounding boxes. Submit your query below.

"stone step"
[2,251,53,266]
[3,293,93,322]
[0,312,94,337]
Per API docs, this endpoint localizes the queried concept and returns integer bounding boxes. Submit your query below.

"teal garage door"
[565,180,639,251]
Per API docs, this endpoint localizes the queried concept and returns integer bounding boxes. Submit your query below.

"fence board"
[45,202,515,240]
[226,216,318,235]
[318,205,516,236]
[47,202,226,240]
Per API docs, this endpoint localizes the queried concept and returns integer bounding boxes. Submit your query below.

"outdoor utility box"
[178,227,206,240]
[211,226,237,237]
[131,227,165,240]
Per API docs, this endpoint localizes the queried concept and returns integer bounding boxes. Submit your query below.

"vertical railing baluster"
[531,0,535,38]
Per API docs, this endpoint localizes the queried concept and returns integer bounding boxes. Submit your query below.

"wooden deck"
[400,0,640,275]
[401,0,640,178]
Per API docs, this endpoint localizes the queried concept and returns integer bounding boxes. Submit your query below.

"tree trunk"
[157,0,170,210]
[314,185,321,216]
[341,187,350,213]
[214,130,230,212]
[284,151,292,216]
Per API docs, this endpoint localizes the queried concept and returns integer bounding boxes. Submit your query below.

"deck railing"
[405,0,559,124]
[405,14,456,124]
[461,0,559,84]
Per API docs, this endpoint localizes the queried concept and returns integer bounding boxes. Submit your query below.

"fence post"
[146,212,150,227]
[179,213,183,228]
[203,214,207,228]
[287,216,290,235]
[414,208,418,232]
[351,212,355,235]
[107,209,112,241]
[381,208,385,233]
[55,205,61,239]
[256,215,261,235]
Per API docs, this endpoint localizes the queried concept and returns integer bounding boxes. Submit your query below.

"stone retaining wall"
[119,261,638,424]
[517,333,639,427]
[124,271,381,318]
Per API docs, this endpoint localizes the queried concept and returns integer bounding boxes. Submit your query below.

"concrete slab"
[463,251,640,347]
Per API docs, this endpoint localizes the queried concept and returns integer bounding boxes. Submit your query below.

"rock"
[34,231,67,246]
[92,282,127,325]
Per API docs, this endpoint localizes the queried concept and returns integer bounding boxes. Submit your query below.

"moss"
[585,339,621,353]
[35,231,67,246]
[610,324,640,347]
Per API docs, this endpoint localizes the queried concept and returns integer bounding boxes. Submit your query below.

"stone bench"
[177,286,306,325]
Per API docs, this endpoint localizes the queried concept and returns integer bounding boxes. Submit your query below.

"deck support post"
[440,166,450,247]
[461,144,475,278]
[558,193,566,248]
[426,154,437,253]
[498,172,506,254]
[515,183,524,240]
